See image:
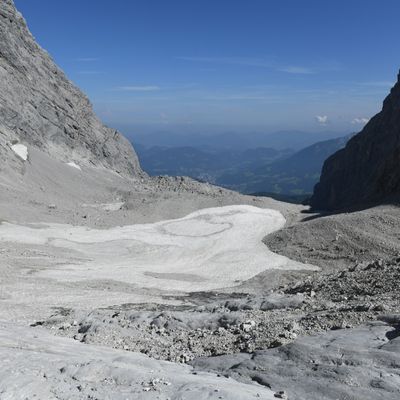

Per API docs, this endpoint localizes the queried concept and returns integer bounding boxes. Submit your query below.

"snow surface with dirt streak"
[0,205,317,292]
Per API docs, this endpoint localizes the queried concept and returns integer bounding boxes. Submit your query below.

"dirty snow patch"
[0,205,318,292]
[66,162,81,170]
[11,144,28,161]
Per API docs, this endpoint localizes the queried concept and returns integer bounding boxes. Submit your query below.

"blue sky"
[15,0,400,136]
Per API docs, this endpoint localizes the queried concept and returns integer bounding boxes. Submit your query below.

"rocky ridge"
[0,0,142,177]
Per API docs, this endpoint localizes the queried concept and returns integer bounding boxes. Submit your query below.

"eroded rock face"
[311,70,400,211]
[0,0,143,176]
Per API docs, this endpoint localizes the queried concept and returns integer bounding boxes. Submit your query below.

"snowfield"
[0,205,317,292]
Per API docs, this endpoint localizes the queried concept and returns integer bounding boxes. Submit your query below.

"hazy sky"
[15,0,400,135]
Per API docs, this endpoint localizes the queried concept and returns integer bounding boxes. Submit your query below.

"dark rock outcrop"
[310,70,400,210]
[0,0,143,176]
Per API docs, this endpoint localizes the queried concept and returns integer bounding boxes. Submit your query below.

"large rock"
[0,0,143,177]
[310,70,400,210]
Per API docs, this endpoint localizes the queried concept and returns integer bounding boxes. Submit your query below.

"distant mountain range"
[135,144,290,183]
[134,134,351,198]
[126,129,344,152]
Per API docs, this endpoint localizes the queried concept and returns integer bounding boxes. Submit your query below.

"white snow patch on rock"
[11,144,28,161]
[66,161,81,170]
[83,202,125,211]
[0,205,317,292]
[100,202,124,211]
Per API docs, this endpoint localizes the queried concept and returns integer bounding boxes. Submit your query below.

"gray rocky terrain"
[192,317,400,400]
[35,257,400,367]
[0,320,276,400]
[265,205,400,271]
[0,0,399,399]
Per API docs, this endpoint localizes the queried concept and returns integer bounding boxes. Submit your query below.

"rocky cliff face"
[311,70,400,210]
[0,0,143,176]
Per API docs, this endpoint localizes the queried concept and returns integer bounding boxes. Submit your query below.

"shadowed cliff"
[311,70,400,211]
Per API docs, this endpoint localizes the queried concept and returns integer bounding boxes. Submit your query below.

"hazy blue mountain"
[135,144,290,183]
[218,135,352,195]
[126,129,344,152]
